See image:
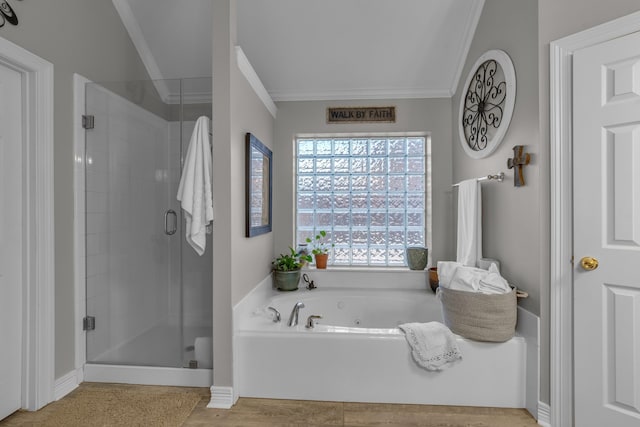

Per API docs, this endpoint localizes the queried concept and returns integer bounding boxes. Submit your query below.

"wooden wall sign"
[0,0,22,28]
[327,106,396,124]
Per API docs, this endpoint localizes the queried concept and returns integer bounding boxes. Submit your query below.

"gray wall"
[212,0,235,389]
[452,0,539,314]
[273,99,454,264]
[537,0,640,408]
[211,0,276,388]
[1,0,153,379]
[452,0,543,403]
[230,51,275,306]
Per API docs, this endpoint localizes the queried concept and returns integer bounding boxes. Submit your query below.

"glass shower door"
[84,79,184,368]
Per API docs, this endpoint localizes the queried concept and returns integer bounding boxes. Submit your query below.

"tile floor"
[1,383,539,427]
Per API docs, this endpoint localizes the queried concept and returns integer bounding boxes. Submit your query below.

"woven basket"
[438,287,521,342]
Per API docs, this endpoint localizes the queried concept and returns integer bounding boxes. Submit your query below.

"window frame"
[294,132,432,268]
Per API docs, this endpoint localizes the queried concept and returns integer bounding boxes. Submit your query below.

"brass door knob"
[580,257,599,271]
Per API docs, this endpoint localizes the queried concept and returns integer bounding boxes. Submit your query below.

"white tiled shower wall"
[85,84,179,362]
[84,85,215,365]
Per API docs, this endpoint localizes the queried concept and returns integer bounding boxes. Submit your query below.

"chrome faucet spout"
[287,302,305,326]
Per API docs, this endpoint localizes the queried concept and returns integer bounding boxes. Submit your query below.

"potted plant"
[305,230,334,269]
[272,247,312,291]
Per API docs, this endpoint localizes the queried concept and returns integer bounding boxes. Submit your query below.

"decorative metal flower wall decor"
[462,59,506,150]
[0,0,22,28]
[458,50,516,159]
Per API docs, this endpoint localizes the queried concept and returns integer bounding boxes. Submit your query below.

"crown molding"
[112,0,171,103]
[448,0,485,96]
[270,87,453,102]
[165,91,213,105]
[235,46,277,118]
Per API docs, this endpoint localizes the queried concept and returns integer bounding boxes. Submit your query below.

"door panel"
[84,81,182,367]
[0,63,23,419]
[573,30,640,426]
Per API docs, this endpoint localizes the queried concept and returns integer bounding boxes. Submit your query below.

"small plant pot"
[406,246,428,270]
[314,253,329,269]
[273,270,301,291]
[428,267,439,293]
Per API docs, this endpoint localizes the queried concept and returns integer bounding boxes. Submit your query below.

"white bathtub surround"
[235,271,530,408]
[287,267,430,290]
[516,305,540,419]
[398,322,462,371]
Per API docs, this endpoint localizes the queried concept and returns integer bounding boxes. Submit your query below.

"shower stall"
[82,78,213,386]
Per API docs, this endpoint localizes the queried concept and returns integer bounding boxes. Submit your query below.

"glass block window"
[296,136,428,266]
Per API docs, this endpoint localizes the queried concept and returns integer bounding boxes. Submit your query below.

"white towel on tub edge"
[398,322,462,371]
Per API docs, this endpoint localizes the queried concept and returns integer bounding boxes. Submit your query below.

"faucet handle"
[305,314,323,329]
[303,273,317,290]
[267,306,281,323]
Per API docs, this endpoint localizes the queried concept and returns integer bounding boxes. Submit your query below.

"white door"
[573,30,640,426]
[0,63,23,419]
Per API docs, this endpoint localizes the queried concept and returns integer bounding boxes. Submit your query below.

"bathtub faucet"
[305,315,323,329]
[302,273,316,290]
[287,302,305,326]
[267,306,281,323]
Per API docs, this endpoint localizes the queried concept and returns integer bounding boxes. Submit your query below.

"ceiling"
[114,0,484,103]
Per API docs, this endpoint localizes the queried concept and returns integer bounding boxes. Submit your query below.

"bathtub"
[235,283,527,407]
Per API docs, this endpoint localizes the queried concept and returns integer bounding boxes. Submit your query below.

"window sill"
[299,267,429,290]
[307,266,429,273]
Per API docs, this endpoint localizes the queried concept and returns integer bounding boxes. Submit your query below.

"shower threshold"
[84,363,212,388]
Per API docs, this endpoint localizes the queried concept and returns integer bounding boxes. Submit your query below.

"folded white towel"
[398,322,462,371]
[441,263,512,295]
[456,179,482,267]
[177,116,214,255]
[479,263,511,294]
[448,265,486,292]
[436,261,462,288]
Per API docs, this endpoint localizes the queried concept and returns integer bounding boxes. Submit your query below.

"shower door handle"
[165,209,177,235]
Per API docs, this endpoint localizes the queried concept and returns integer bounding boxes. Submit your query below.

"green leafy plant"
[272,247,312,271]
[305,230,334,255]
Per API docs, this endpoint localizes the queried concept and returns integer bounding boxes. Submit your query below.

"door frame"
[0,37,54,410]
[549,10,640,427]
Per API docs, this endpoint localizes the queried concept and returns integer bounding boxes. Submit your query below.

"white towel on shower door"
[177,116,214,256]
[456,179,482,267]
[399,322,462,371]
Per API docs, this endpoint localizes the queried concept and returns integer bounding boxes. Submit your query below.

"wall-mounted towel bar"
[452,172,504,187]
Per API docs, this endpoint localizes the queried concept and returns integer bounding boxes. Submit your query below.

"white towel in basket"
[398,322,462,371]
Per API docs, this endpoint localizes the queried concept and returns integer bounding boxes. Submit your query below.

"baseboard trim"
[537,401,551,426]
[208,386,234,409]
[54,369,81,401]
